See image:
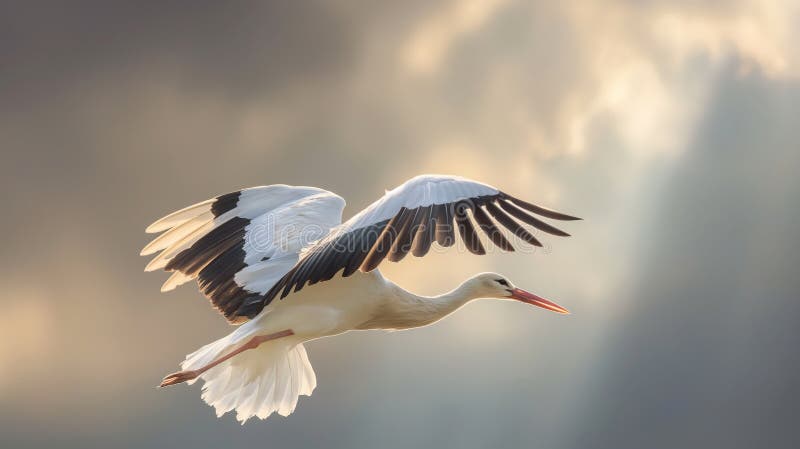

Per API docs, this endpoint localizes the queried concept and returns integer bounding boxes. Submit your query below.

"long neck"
[428,279,482,315]
[360,277,481,330]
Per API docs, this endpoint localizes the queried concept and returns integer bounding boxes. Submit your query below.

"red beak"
[509,288,570,315]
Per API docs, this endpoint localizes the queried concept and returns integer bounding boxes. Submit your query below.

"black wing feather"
[471,205,515,251]
[484,201,542,247]
[455,205,486,255]
[411,206,434,257]
[498,200,571,237]
[389,208,421,262]
[435,204,456,247]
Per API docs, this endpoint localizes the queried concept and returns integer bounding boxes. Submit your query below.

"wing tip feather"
[145,198,215,233]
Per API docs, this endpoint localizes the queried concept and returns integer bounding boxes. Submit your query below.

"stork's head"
[469,272,570,314]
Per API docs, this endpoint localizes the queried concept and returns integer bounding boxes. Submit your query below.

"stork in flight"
[142,174,579,422]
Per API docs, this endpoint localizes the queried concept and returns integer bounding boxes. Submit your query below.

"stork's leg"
[159,329,294,387]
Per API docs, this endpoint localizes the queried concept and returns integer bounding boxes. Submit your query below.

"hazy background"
[2,1,799,448]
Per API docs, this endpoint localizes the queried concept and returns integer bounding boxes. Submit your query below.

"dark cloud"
[0,0,355,104]
[564,66,800,449]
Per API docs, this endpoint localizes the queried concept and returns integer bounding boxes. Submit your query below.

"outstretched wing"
[236,174,580,318]
[141,185,345,323]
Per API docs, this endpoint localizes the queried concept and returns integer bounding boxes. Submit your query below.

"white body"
[183,270,486,422]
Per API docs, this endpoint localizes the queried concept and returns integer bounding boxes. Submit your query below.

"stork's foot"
[157,329,295,389]
[159,369,198,387]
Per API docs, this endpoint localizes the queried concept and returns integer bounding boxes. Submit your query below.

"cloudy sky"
[1,1,799,448]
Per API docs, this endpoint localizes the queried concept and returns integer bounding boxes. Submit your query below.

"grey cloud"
[563,65,800,449]
[0,1,355,104]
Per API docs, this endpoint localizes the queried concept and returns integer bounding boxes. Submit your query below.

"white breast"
[247,270,391,340]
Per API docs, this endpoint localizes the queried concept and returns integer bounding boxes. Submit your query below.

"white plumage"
[143,174,579,423]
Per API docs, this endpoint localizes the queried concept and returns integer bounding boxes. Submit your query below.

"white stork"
[141,174,579,422]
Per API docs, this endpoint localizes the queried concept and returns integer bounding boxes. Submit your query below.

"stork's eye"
[496,279,508,287]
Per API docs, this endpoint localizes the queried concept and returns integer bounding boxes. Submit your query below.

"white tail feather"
[180,330,317,423]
